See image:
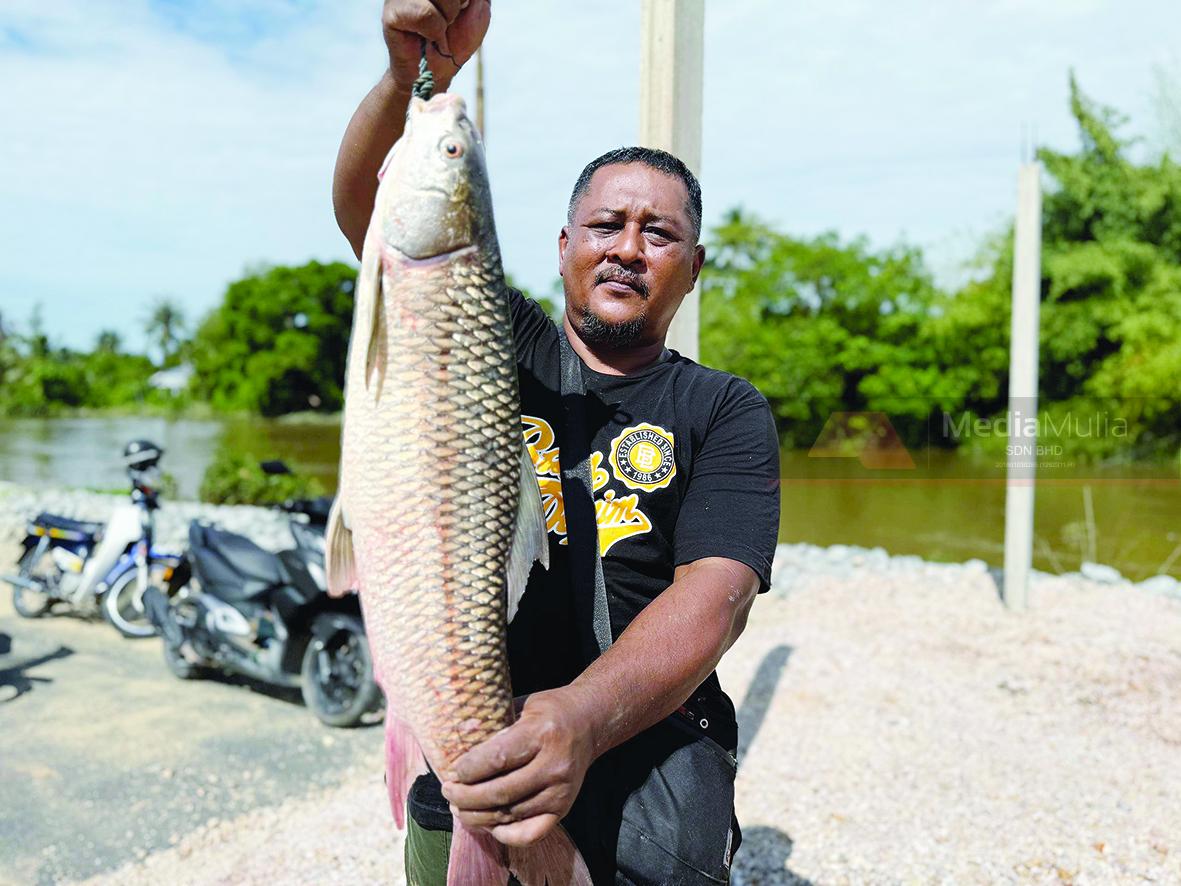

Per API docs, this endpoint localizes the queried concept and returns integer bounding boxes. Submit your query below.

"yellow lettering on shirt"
[521,415,655,556]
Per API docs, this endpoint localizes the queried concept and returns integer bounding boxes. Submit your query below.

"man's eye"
[591,223,619,232]
[645,228,672,240]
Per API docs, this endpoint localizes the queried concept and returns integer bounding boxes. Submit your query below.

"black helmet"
[123,439,164,471]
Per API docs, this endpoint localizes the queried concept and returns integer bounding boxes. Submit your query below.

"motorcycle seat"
[189,523,287,598]
[31,512,104,539]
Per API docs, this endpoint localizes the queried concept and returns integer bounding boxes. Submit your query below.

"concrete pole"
[640,0,704,360]
[1002,163,1043,611]
[475,47,485,140]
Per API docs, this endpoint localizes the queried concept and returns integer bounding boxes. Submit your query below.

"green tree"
[144,297,187,366]
[700,210,947,448]
[28,302,48,359]
[95,329,121,354]
[1151,61,1181,157]
[189,261,357,416]
[948,74,1181,456]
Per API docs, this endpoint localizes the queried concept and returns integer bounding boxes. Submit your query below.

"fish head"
[375,93,494,262]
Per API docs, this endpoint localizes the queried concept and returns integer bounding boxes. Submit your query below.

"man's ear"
[558,226,570,277]
[690,244,705,287]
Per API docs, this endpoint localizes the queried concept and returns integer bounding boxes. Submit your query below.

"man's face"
[559,163,705,349]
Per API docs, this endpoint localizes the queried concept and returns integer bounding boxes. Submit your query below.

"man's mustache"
[595,268,649,298]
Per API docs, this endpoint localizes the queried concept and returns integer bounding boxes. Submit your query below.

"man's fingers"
[489,813,560,848]
[450,724,538,784]
[428,0,465,21]
[383,0,448,45]
[442,756,551,810]
[449,803,516,829]
[447,784,571,829]
[443,0,490,63]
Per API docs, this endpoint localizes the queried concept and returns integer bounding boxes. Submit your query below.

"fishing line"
[411,39,458,101]
[412,37,434,100]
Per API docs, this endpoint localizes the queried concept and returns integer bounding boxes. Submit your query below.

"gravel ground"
[0,539,383,886]
[50,540,1180,886]
[6,483,1179,885]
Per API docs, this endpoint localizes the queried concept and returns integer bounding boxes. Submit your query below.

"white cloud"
[0,0,1178,350]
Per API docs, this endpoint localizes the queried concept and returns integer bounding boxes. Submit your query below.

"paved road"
[0,547,384,886]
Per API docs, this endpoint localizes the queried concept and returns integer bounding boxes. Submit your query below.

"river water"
[1,416,1177,581]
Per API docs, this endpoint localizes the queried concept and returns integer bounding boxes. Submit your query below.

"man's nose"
[607,223,645,268]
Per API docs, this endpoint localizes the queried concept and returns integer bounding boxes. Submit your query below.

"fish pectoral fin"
[505,444,549,623]
[350,230,386,396]
[383,708,427,831]
[364,270,386,394]
[325,496,357,597]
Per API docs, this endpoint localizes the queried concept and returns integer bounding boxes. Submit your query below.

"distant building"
[148,363,193,395]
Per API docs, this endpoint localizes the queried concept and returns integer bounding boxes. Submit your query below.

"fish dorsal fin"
[505,443,549,622]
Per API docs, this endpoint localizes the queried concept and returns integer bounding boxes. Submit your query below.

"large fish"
[326,93,590,886]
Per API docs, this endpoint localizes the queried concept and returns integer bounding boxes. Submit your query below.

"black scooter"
[146,473,381,728]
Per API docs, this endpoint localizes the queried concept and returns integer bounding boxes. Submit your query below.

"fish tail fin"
[446,822,510,886]
[325,496,356,598]
[507,825,593,886]
[383,709,425,830]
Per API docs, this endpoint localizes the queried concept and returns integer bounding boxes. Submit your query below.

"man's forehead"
[581,163,690,218]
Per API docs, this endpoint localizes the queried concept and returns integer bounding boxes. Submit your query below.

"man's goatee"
[576,305,648,349]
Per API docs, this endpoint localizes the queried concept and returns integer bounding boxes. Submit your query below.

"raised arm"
[332,0,491,258]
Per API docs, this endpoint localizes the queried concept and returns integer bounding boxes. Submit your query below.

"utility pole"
[1002,162,1043,611]
[475,47,485,139]
[640,0,704,360]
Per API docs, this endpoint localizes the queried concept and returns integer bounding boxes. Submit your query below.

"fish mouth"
[385,244,478,267]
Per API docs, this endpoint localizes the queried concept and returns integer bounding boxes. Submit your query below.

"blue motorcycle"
[2,440,181,638]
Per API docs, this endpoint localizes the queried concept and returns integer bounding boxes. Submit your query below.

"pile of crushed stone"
[73,553,1181,885]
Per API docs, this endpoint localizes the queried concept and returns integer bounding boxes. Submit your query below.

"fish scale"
[345,251,519,764]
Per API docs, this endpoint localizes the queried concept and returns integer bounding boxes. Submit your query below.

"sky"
[1,0,1178,354]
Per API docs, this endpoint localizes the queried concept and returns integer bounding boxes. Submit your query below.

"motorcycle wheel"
[163,637,205,680]
[102,570,158,639]
[12,548,52,618]
[300,614,381,728]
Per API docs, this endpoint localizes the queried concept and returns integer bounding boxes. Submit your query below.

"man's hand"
[382,0,490,93]
[441,687,596,847]
[439,557,758,848]
[334,0,490,256]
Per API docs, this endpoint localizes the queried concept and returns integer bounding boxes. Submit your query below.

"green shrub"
[199,449,325,506]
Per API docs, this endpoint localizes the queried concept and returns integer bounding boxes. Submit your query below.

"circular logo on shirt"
[610,423,676,492]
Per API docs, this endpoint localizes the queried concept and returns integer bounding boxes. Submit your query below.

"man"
[333,2,779,882]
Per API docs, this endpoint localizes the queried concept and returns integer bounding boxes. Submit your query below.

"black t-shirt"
[408,290,781,830]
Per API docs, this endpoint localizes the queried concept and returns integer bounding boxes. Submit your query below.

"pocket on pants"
[613,718,737,885]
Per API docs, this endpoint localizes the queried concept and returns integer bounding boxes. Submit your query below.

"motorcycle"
[145,467,381,728]
[2,440,181,639]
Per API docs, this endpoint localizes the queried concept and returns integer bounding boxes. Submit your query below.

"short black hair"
[567,146,702,241]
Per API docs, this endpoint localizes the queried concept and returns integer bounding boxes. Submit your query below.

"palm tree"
[144,297,186,365]
[95,329,121,354]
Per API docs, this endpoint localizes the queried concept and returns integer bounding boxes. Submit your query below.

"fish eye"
[441,140,464,159]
